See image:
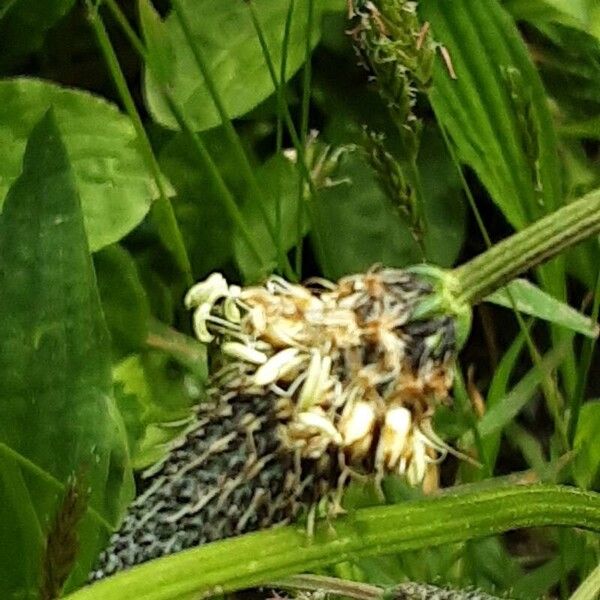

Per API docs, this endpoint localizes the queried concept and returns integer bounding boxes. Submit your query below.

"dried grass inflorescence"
[91,267,458,579]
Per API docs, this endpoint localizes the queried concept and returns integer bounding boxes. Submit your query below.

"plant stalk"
[171,0,296,280]
[453,189,600,306]
[63,485,600,600]
[86,1,193,285]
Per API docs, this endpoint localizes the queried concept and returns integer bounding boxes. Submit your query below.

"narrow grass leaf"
[485,279,599,338]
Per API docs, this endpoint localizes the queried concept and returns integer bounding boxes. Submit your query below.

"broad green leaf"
[138,0,175,88]
[0,0,75,70]
[485,278,599,337]
[94,245,151,359]
[234,154,304,281]
[144,0,341,130]
[0,78,158,251]
[0,110,132,596]
[573,400,600,489]
[420,0,563,228]
[529,23,600,121]
[113,352,196,470]
[315,151,420,280]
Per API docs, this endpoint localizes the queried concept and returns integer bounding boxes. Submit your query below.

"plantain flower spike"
[91,265,471,580]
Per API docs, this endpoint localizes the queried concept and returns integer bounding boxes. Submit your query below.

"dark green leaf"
[234,154,304,280]
[144,0,340,130]
[0,0,75,70]
[315,151,420,279]
[0,78,159,251]
[0,110,133,596]
[94,245,151,359]
[158,129,244,278]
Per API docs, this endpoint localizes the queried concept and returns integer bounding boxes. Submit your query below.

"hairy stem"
[64,485,600,600]
[453,189,600,305]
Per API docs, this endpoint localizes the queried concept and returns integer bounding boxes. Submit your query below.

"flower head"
[192,266,458,489]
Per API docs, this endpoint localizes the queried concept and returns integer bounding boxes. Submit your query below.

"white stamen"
[406,434,427,485]
[193,304,215,343]
[298,351,324,409]
[297,411,342,444]
[184,273,228,309]
[222,342,268,365]
[340,400,376,447]
[376,406,412,471]
[253,348,301,386]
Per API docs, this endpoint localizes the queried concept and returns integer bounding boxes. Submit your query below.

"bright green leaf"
[0,110,133,596]
[485,278,599,337]
[144,0,340,130]
[113,352,196,470]
[0,78,159,251]
[138,0,175,87]
[0,0,75,70]
[573,400,600,489]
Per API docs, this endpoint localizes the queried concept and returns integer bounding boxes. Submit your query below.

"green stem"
[271,575,381,600]
[171,0,295,280]
[453,189,600,305]
[277,0,296,276]
[295,0,314,278]
[86,1,192,285]
[569,258,600,443]
[64,485,599,600]
[245,1,332,277]
[439,124,568,451]
[101,0,267,277]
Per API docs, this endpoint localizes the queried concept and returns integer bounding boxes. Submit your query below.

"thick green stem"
[453,189,600,306]
[64,485,599,600]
